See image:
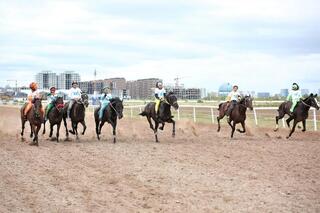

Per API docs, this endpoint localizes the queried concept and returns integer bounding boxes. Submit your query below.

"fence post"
[177,108,180,120]
[282,118,285,128]
[130,107,133,118]
[139,107,142,119]
[193,107,196,123]
[211,107,214,124]
[253,108,258,125]
[313,108,317,131]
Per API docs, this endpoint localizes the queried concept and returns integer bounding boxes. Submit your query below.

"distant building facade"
[280,89,289,97]
[127,78,161,99]
[57,71,81,90]
[35,71,57,90]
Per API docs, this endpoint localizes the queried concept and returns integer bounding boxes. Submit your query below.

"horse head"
[165,92,179,110]
[55,96,64,112]
[307,93,319,110]
[33,98,42,117]
[244,95,253,110]
[81,93,89,107]
[110,97,124,119]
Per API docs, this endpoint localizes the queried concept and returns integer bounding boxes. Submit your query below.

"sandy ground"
[0,106,319,213]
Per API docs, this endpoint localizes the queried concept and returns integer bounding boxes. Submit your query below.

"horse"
[63,93,89,140]
[217,95,253,138]
[274,93,319,138]
[20,98,44,146]
[140,92,179,142]
[94,97,124,143]
[42,96,64,142]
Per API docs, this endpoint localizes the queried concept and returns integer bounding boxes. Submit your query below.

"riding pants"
[99,101,110,120]
[226,100,237,116]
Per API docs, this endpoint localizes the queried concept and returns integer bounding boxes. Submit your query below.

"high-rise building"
[35,71,57,90]
[57,71,81,90]
[257,92,270,98]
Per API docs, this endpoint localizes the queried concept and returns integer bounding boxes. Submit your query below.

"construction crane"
[173,76,189,88]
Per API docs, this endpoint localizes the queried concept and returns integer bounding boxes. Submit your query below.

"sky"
[0,0,320,94]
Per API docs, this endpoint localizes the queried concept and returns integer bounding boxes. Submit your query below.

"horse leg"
[302,119,306,132]
[29,125,36,146]
[95,120,101,140]
[112,120,117,143]
[63,117,69,139]
[154,121,159,143]
[217,113,224,132]
[74,123,79,140]
[274,112,285,131]
[98,121,106,139]
[30,123,33,138]
[80,120,87,135]
[287,120,298,139]
[159,121,166,131]
[147,116,154,130]
[56,123,61,142]
[286,116,294,128]
[49,123,53,138]
[42,120,46,135]
[21,118,26,137]
[237,121,246,133]
[230,121,236,138]
[34,125,40,146]
[69,121,76,135]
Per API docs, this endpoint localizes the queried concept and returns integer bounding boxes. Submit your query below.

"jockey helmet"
[292,83,299,90]
[29,82,38,91]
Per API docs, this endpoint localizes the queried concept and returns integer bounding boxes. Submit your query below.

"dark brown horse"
[140,92,179,142]
[217,96,253,138]
[20,99,44,146]
[274,93,319,138]
[63,93,89,140]
[94,97,124,143]
[42,96,64,142]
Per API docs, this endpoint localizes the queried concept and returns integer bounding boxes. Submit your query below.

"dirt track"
[0,106,319,212]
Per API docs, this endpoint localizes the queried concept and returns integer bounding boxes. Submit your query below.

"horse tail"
[139,111,147,116]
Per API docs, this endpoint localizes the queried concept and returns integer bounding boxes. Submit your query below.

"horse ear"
[310,93,314,97]
[314,94,317,97]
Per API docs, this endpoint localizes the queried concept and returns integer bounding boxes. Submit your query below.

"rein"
[301,99,312,108]
[109,101,120,117]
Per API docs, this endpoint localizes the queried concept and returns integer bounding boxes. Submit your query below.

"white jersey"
[28,90,41,100]
[69,88,82,100]
[228,91,241,101]
[287,90,302,102]
[155,88,166,99]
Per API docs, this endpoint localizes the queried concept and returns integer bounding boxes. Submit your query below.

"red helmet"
[29,82,38,91]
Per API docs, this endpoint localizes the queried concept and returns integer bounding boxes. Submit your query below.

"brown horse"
[20,99,44,146]
[140,92,179,142]
[217,96,253,138]
[42,96,64,142]
[274,93,319,138]
[63,93,89,140]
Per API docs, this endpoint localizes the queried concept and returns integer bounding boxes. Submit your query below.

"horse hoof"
[159,127,164,131]
[286,136,290,139]
[273,128,278,132]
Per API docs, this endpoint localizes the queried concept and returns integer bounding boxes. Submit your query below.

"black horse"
[217,96,253,138]
[20,99,44,146]
[42,96,64,142]
[94,97,124,143]
[63,93,89,140]
[140,92,179,142]
[274,93,319,138]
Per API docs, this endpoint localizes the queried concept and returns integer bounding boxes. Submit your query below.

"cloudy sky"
[0,0,319,93]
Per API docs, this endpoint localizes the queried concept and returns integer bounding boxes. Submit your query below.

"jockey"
[67,81,82,118]
[45,86,58,121]
[24,82,44,119]
[226,85,241,116]
[155,82,166,116]
[99,86,113,121]
[287,83,302,113]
